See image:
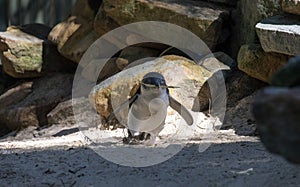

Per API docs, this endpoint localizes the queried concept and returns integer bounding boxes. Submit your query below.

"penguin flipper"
[107,94,138,122]
[169,96,193,125]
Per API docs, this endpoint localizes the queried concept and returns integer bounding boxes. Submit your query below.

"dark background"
[0,0,76,31]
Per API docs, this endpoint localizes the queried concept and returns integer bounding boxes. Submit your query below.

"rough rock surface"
[94,0,230,49]
[0,24,48,78]
[0,81,33,135]
[223,92,257,136]
[225,71,267,108]
[230,0,282,57]
[271,55,300,87]
[0,82,33,110]
[0,24,75,78]
[256,15,300,56]
[47,97,99,126]
[237,44,289,83]
[0,74,73,130]
[89,55,212,120]
[282,0,300,15]
[253,87,300,164]
[48,0,101,62]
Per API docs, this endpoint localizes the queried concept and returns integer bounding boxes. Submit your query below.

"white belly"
[128,92,169,134]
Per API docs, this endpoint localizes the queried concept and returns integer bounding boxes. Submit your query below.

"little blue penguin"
[109,72,193,145]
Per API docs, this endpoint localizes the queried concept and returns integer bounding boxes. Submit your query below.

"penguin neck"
[140,88,169,101]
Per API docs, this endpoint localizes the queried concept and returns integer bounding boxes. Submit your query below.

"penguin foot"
[122,132,152,145]
[122,136,142,145]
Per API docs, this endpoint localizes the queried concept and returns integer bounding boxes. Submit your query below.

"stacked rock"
[238,0,300,84]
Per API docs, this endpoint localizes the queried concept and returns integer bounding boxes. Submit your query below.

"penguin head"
[140,72,168,95]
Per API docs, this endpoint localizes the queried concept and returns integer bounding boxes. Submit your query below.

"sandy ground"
[0,132,299,186]
[0,111,299,186]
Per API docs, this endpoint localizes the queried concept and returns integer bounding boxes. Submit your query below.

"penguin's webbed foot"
[122,136,140,145]
[122,132,151,145]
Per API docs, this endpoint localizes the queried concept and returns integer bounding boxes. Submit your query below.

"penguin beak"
[141,82,180,89]
[141,82,157,88]
[164,85,180,89]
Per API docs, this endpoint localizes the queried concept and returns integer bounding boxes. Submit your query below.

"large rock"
[282,0,300,15]
[271,55,300,87]
[237,44,289,83]
[230,0,282,57]
[89,55,212,120]
[0,24,47,78]
[0,24,75,78]
[0,73,73,130]
[94,0,230,49]
[253,87,300,164]
[48,0,101,62]
[256,15,300,56]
